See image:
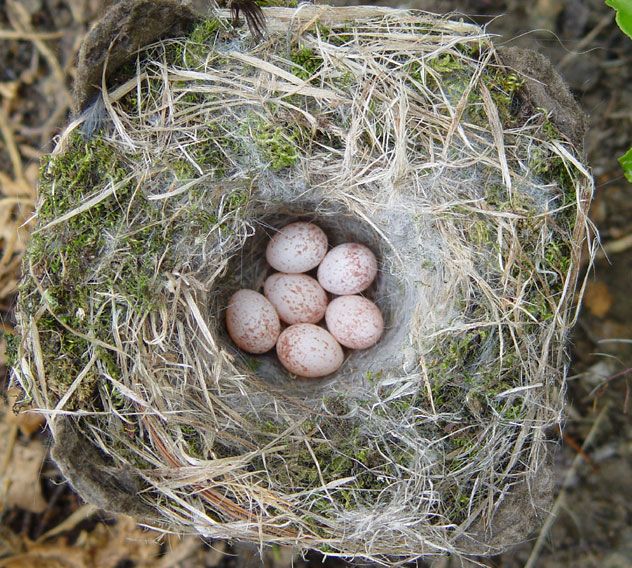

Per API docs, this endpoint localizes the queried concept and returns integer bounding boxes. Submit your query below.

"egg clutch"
[225,222,384,378]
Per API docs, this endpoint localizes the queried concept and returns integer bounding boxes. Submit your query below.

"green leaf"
[606,0,632,39]
[618,147,632,183]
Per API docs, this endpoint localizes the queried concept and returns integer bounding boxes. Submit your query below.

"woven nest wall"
[11,2,595,562]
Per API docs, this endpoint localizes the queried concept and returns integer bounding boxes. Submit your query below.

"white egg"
[226,289,280,354]
[266,222,328,273]
[276,324,344,378]
[264,273,328,324]
[325,295,384,349]
[317,243,378,295]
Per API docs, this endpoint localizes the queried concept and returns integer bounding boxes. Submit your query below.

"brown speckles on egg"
[266,222,328,273]
[325,295,384,349]
[264,273,328,324]
[226,289,280,354]
[276,324,344,378]
[317,243,378,295]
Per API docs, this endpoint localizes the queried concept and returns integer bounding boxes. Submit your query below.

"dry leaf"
[0,420,47,514]
[6,388,45,437]
[204,540,228,567]
[0,539,86,568]
[0,517,165,568]
[3,440,48,514]
[584,281,614,318]
[85,516,161,568]
[0,81,19,100]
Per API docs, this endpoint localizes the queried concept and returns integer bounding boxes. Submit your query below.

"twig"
[6,0,68,90]
[33,482,68,539]
[36,503,98,541]
[558,12,614,70]
[585,367,632,401]
[0,29,65,40]
[0,107,25,182]
[0,423,19,510]
[524,403,610,568]
[602,233,632,256]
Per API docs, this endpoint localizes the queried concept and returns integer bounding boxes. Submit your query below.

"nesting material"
[11,4,595,563]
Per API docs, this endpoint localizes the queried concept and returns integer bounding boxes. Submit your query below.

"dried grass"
[11,6,594,563]
[0,106,37,306]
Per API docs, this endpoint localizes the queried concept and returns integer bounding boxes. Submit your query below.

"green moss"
[453,64,525,130]
[166,18,228,68]
[525,290,555,322]
[189,18,223,45]
[2,330,19,368]
[483,182,506,206]
[421,325,529,419]
[172,159,197,180]
[180,424,206,458]
[19,132,179,406]
[98,348,121,381]
[408,52,470,102]
[289,47,323,80]
[225,188,249,211]
[189,207,219,233]
[442,329,489,372]
[455,39,482,58]
[257,416,390,511]
[33,314,99,405]
[102,380,127,411]
[485,71,523,104]
[428,53,464,74]
[534,151,575,205]
[501,399,525,421]
[528,117,578,224]
[168,122,244,180]
[544,240,571,276]
[37,135,129,225]
[30,141,132,291]
[364,369,383,384]
[250,119,300,170]
[482,69,525,125]
[314,23,355,47]
[119,78,162,115]
[468,219,493,247]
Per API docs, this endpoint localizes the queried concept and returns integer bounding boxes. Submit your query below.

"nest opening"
[211,203,406,394]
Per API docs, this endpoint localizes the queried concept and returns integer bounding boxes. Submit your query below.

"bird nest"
[11,3,595,563]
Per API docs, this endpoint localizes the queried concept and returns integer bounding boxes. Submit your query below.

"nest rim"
[10,4,596,563]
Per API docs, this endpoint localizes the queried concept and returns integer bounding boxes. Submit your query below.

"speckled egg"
[325,295,384,349]
[276,324,344,378]
[317,243,378,295]
[225,289,280,354]
[264,273,328,325]
[266,222,328,273]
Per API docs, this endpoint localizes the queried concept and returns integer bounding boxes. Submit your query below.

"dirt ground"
[0,1,630,567]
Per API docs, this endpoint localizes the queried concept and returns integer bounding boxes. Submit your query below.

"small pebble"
[325,295,384,349]
[264,273,328,325]
[266,222,328,273]
[317,243,378,295]
[276,323,344,378]
[225,289,280,354]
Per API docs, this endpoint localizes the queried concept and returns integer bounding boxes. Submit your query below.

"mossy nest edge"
[11,5,595,563]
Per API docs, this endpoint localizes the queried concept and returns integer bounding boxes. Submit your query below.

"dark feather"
[230,0,266,40]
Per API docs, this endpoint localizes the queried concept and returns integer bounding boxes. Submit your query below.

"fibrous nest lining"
[12,5,594,563]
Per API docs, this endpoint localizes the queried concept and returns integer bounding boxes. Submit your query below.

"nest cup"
[215,204,412,397]
[11,2,595,563]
